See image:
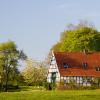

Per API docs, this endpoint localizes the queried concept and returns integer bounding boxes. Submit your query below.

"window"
[87,77,92,82]
[63,63,69,68]
[95,67,100,71]
[82,62,88,69]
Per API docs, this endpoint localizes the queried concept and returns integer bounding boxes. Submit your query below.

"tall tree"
[0,41,27,92]
[52,22,100,52]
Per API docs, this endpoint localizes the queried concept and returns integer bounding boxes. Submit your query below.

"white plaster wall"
[47,52,60,83]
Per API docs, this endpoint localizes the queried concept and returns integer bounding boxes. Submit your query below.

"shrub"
[44,82,56,90]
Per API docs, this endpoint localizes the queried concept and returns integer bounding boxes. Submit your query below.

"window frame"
[63,63,69,68]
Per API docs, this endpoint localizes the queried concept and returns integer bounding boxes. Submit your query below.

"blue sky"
[0,0,100,61]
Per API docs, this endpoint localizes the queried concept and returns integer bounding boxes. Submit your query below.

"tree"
[22,58,47,86]
[52,22,100,52]
[51,42,62,52]
[0,41,27,92]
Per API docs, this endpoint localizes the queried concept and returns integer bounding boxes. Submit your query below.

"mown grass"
[0,88,100,100]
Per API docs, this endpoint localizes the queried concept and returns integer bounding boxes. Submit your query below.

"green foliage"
[56,78,100,90]
[43,82,52,90]
[22,59,47,86]
[52,23,100,52]
[56,80,78,90]
[0,40,27,92]
[91,78,100,88]
[52,42,62,52]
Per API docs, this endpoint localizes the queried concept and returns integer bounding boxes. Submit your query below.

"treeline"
[52,21,100,52]
[0,41,47,92]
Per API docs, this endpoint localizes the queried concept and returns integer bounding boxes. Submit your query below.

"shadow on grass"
[6,86,45,92]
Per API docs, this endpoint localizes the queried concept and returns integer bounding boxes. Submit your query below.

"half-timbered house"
[47,52,100,86]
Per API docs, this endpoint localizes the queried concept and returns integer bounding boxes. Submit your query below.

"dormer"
[63,63,69,68]
[82,62,88,69]
[95,66,100,71]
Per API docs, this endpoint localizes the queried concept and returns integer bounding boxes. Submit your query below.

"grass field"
[0,89,100,100]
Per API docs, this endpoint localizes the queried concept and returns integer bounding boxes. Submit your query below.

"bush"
[56,81,99,90]
[43,82,56,90]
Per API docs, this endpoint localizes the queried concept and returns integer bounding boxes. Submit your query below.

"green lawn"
[0,89,100,100]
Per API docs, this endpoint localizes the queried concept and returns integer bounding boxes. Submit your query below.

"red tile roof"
[54,52,100,77]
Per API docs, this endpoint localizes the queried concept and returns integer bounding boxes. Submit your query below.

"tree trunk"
[5,66,9,92]
[5,74,8,92]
